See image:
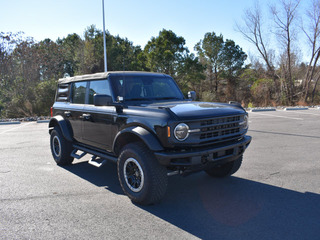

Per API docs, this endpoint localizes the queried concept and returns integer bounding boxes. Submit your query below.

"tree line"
[0,26,248,118]
[1,0,320,118]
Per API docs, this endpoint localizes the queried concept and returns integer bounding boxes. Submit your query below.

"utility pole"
[102,0,108,72]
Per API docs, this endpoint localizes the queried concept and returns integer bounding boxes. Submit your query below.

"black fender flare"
[49,115,73,142]
[113,126,164,155]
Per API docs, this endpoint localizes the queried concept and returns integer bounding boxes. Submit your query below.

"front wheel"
[50,127,74,165]
[205,156,243,178]
[117,142,168,205]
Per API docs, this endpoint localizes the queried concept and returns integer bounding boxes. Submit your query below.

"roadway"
[0,109,320,239]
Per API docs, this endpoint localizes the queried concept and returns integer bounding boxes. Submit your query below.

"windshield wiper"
[155,97,181,100]
[125,97,181,101]
[125,98,152,101]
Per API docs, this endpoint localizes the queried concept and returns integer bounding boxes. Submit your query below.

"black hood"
[146,101,246,120]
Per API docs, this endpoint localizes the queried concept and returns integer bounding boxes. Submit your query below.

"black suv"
[49,71,251,205]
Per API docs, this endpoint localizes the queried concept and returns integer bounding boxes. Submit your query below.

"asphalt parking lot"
[1,109,320,240]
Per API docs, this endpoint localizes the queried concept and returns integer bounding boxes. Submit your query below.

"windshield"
[109,74,184,102]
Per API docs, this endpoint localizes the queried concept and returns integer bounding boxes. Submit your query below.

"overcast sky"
[1,0,312,61]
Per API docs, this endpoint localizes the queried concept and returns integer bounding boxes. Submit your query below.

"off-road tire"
[50,126,74,165]
[117,142,168,205]
[205,155,243,178]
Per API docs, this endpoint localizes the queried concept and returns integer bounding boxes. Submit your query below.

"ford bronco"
[49,71,251,205]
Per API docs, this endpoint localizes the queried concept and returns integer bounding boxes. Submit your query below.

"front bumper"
[155,135,252,166]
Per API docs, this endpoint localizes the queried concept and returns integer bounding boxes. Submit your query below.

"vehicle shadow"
[63,161,320,240]
[142,174,320,240]
[62,160,123,195]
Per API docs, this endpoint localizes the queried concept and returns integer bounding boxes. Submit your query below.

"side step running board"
[88,156,107,168]
[71,150,87,159]
[71,144,118,168]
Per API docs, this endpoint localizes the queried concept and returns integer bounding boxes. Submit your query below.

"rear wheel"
[50,127,74,165]
[205,156,243,178]
[117,142,168,205]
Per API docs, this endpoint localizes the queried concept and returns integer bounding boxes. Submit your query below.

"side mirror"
[94,94,113,106]
[228,101,244,109]
[188,91,196,101]
[228,101,241,107]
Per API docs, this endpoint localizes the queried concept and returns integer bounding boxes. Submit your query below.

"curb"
[0,121,21,125]
[250,108,276,112]
[37,120,50,123]
[284,107,309,111]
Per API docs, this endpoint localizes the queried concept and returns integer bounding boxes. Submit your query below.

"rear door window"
[88,80,111,104]
[71,82,87,104]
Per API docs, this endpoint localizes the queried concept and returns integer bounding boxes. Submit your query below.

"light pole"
[102,0,108,72]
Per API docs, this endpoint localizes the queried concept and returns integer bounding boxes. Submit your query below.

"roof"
[58,71,169,84]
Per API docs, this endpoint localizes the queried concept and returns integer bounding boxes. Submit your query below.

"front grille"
[200,126,240,139]
[201,116,240,126]
[172,114,247,147]
[197,115,243,142]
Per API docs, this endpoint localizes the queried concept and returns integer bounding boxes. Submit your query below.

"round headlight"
[174,123,189,141]
[241,115,249,129]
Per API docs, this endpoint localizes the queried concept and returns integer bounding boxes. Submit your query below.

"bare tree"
[271,0,300,104]
[236,2,280,101]
[236,3,273,72]
[302,0,320,103]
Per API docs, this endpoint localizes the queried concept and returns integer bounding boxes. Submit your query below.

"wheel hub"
[123,158,144,193]
[52,136,61,157]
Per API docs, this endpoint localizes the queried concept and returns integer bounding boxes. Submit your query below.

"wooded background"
[1,0,320,118]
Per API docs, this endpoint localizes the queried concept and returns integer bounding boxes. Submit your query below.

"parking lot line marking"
[249,129,320,139]
[282,111,320,116]
[0,122,34,135]
[250,112,303,120]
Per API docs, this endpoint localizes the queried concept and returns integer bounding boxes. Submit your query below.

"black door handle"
[81,113,91,120]
[64,111,71,117]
